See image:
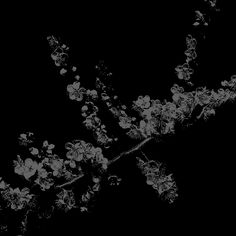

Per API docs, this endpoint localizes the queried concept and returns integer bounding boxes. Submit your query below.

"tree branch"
[54,137,154,189]
[108,137,154,166]
[55,174,84,189]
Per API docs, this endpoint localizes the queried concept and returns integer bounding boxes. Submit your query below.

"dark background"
[1,0,236,234]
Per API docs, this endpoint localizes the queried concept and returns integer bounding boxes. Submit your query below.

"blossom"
[42,140,55,154]
[195,87,212,106]
[87,89,98,100]
[133,95,151,110]
[37,166,48,179]
[193,10,208,27]
[69,160,76,168]
[94,131,110,147]
[34,177,54,191]
[51,50,68,67]
[118,115,132,129]
[60,68,67,76]
[170,84,184,94]
[136,157,178,204]
[29,147,39,156]
[161,102,177,120]
[186,34,197,49]
[47,36,69,67]
[185,48,197,62]
[13,156,38,180]
[18,132,34,146]
[50,158,64,176]
[67,82,86,101]
[175,64,193,81]
[55,189,77,212]
[83,114,101,130]
[65,140,100,163]
[92,176,100,183]
[81,105,88,112]
[74,74,80,80]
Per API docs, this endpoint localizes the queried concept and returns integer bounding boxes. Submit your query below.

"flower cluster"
[175,63,194,82]
[79,178,101,212]
[18,132,34,146]
[175,34,197,86]
[95,61,136,132]
[60,61,114,148]
[15,135,64,190]
[55,189,77,212]
[1,185,34,211]
[47,35,69,68]
[129,75,236,139]
[80,98,114,148]
[136,157,178,204]
[131,96,177,138]
[65,139,109,170]
[14,155,38,180]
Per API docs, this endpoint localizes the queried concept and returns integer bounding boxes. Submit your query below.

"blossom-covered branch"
[1,0,235,234]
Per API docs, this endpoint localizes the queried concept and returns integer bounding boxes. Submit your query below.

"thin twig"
[108,137,154,166]
[140,151,150,161]
[55,174,84,189]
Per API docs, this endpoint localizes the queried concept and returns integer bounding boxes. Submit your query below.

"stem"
[55,174,84,189]
[108,137,154,166]
[196,104,210,120]
[140,151,149,161]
